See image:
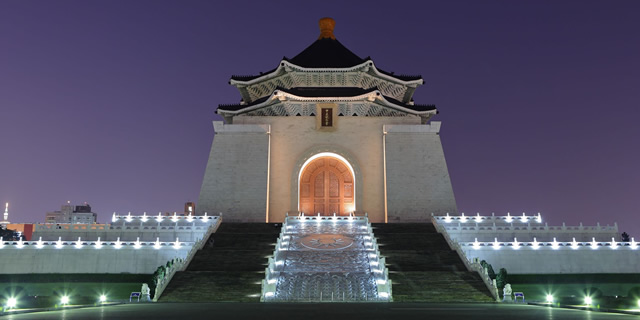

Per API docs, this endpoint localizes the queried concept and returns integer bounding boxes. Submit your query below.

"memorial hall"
[197,17,456,223]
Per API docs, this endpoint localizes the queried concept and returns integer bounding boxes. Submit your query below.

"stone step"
[159,223,279,302]
[390,271,495,302]
[373,222,495,302]
[158,271,263,302]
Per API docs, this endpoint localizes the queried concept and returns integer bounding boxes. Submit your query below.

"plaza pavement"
[2,303,639,320]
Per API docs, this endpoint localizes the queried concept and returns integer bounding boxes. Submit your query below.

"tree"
[496,268,508,289]
[621,232,631,242]
[480,260,496,279]
[0,226,22,240]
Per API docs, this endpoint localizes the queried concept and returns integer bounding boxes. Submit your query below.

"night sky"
[1,1,638,236]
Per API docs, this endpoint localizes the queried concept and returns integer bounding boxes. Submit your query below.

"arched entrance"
[299,155,354,216]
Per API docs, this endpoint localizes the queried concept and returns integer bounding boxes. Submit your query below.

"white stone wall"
[0,245,190,274]
[198,116,457,223]
[384,123,457,221]
[198,123,270,222]
[32,219,214,242]
[233,116,421,223]
[462,246,640,274]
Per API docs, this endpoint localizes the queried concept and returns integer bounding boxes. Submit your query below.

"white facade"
[434,214,638,274]
[0,215,220,274]
[198,117,457,223]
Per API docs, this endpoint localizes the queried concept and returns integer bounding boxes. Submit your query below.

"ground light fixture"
[545,294,553,303]
[584,296,592,306]
[60,295,70,305]
[6,297,17,309]
[99,295,107,303]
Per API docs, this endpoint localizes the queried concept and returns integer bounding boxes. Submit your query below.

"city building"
[45,201,98,224]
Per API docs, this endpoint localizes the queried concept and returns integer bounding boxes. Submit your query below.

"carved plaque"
[321,108,333,127]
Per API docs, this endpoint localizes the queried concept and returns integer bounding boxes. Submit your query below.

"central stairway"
[262,215,391,302]
[372,223,495,302]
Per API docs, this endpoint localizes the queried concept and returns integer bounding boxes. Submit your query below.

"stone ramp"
[372,223,495,303]
[158,223,280,302]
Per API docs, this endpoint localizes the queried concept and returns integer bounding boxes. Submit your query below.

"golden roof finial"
[318,17,336,40]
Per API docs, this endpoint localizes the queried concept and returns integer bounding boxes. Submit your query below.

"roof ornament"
[318,17,336,40]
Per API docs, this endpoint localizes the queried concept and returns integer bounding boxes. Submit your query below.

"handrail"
[152,216,222,301]
[431,215,499,301]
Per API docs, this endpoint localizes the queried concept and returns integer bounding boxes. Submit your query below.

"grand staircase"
[158,223,280,302]
[372,223,495,302]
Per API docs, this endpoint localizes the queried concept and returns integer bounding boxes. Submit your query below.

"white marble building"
[198,18,457,223]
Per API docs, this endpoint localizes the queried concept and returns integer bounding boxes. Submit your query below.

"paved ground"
[2,303,639,320]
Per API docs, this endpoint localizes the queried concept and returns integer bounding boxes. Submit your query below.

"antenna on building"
[2,202,8,223]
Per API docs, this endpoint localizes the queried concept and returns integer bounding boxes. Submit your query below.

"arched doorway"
[299,156,354,216]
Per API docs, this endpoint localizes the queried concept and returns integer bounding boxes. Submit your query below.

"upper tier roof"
[230,18,422,83]
[285,38,366,68]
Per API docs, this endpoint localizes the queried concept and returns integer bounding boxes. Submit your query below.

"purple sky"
[1,1,638,236]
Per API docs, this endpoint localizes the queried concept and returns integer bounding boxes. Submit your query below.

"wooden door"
[300,156,354,215]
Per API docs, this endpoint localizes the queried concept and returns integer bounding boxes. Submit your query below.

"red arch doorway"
[299,156,354,216]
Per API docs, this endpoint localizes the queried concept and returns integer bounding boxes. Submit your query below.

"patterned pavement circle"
[299,234,354,250]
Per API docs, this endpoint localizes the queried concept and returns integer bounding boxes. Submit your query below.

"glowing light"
[631,238,638,250]
[7,297,17,308]
[0,236,4,249]
[16,238,24,249]
[186,213,194,223]
[171,212,179,223]
[267,279,276,284]
[444,213,452,223]
[154,237,162,250]
[473,238,481,250]
[95,237,103,249]
[36,237,44,249]
[376,279,386,285]
[125,212,132,223]
[379,292,389,298]
[536,213,542,223]
[520,213,527,223]
[546,294,554,303]
[492,238,501,250]
[590,237,598,250]
[111,212,117,223]
[75,237,83,249]
[364,242,372,247]
[264,292,275,297]
[610,237,618,250]
[141,212,148,223]
[134,237,141,249]
[531,238,540,250]
[369,253,377,258]
[551,238,559,250]
[114,237,122,249]
[505,212,513,223]
[60,295,70,305]
[475,213,482,223]
[512,238,520,250]
[99,295,107,303]
[571,238,579,250]
[156,212,163,223]
[173,237,181,249]
[584,296,592,305]
[637,299,640,308]
[56,237,63,249]
[459,213,467,223]
[370,261,379,267]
